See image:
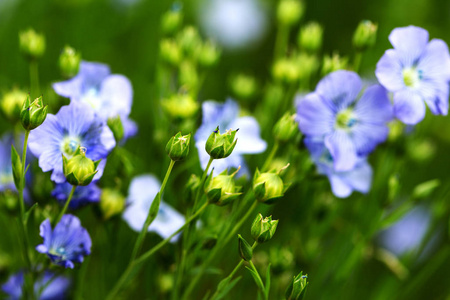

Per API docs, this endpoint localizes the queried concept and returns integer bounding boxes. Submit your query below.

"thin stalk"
[29,60,40,97]
[105,202,209,300]
[210,242,258,300]
[274,24,289,61]
[130,159,176,261]
[172,156,213,299]
[248,260,266,296]
[55,185,76,225]
[183,200,259,299]
[261,142,279,172]
[353,52,363,73]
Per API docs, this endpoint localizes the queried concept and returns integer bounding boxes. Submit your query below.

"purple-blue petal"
[324,131,358,172]
[418,39,450,82]
[296,92,334,136]
[375,49,405,92]
[393,90,426,124]
[389,25,429,66]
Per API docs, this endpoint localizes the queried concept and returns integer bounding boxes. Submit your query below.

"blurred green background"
[1,0,450,299]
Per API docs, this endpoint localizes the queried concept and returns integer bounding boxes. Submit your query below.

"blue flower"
[194,99,267,175]
[2,271,70,300]
[305,138,372,198]
[53,61,137,140]
[122,175,185,241]
[376,26,450,124]
[28,101,116,183]
[379,206,432,256]
[297,70,393,172]
[36,214,92,268]
[52,182,101,209]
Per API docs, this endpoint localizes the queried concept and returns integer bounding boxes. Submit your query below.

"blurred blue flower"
[297,70,392,172]
[195,99,267,175]
[379,206,431,256]
[199,0,268,50]
[305,138,372,198]
[53,61,137,140]
[376,26,450,124]
[2,270,70,300]
[123,175,185,241]
[28,101,116,183]
[36,214,91,269]
[52,182,101,209]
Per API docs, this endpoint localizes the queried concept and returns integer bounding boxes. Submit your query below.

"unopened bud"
[1,88,27,122]
[277,0,304,26]
[298,22,323,53]
[107,116,124,142]
[238,234,253,261]
[352,20,377,52]
[204,168,242,206]
[285,271,308,300]
[197,40,221,67]
[19,28,46,59]
[62,147,100,186]
[160,39,182,66]
[273,113,299,142]
[59,46,81,78]
[165,132,191,161]
[322,53,348,76]
[205,126,238,159]
[251,214,279,243]
[161,94,199,119]
[253,167,288,204]
[20,95,48,131]
[230,73,258,100]
[161,6,183,35]
[100,188,126,220]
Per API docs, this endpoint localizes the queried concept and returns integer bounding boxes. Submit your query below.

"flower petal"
[324,130,357,172]
[316,70,362,111]
[389,26,429,66]
[341,160,372,194]
[418,39,450,82]
[355,85,393,123]
[296,92,334,136]
[328,175,352,198]
[28,114,64,157]
[375,49,405,91]
[98,74,133,119]
[57,102,95,136]
[228,116,267,154]
[393,90,426,124]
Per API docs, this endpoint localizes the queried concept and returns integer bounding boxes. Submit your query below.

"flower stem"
[105,202,209,300]
[353,51,363,73]
[29,59,40,98]
[274,24,289,61]
[182,200,259,299]
[55,185,76,225]
[172,156,213,299]
[130,159,176,261]
[261,141,279,172]
[248,260,266,298]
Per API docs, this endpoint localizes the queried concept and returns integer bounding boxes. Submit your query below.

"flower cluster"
[297,70,392,197]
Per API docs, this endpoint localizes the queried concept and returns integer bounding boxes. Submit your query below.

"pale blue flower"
[122,175,185,241]
[195,99,267,175]
[53,60,137,140]
[28,101,116,183]
[376,26,450,124]
[297,70,393,172]
[305,138,372,198]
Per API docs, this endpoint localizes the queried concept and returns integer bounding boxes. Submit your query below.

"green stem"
[183,200,259,299]
[353,51,363,73]
[172,157,213,299]
[248,260,266,296]
[105,202,209,300]
[210,242,258,300]
[130,160,176,261]
[261,142,279,172]
[16,130,35,299]
[274,24,289,61]
[29,59,40,98]
[55,185,76,225]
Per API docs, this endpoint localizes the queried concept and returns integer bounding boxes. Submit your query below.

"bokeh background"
[1,0,450,299]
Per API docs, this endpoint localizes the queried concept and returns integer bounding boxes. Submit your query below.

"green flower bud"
[273,113,299,142]
[251,214,279,243]
[59,45,81,78]
[277,0,304,26]
[253,166,289,204]
[107,116,125,142]
[205,126,238,159]
[1,88,27,122]
[177,26,202,57]
[160,39,182,66]
[298,22,323,53]
[19,28,46,59]
[62,147,100,186]
[388,174,400,203]
[296,53,319,81]
[412,179,440,199]
[322,52,348,76]
[352,20,377,52]
[273,59,300,83]
[285,271,308,300]
[161,94,199,119]
[100,188,126,220]
[230,73,258,100]
[237,234,253,261]
[204,168,242,206]
[20,95,48,131]
[165,132,191,161]
[161,8,183,35]
[407,139,436,162]
[179,61,199,90]
[197,40,221,67]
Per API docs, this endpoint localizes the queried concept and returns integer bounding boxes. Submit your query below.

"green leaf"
[149,192,161,218]
[11,145,22,190]
[24,203,38,224]
[264,264,271,299]
[213,276,242,300]
[245,266,265,292]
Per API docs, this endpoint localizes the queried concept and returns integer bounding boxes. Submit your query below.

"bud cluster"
[205,126,238,159]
